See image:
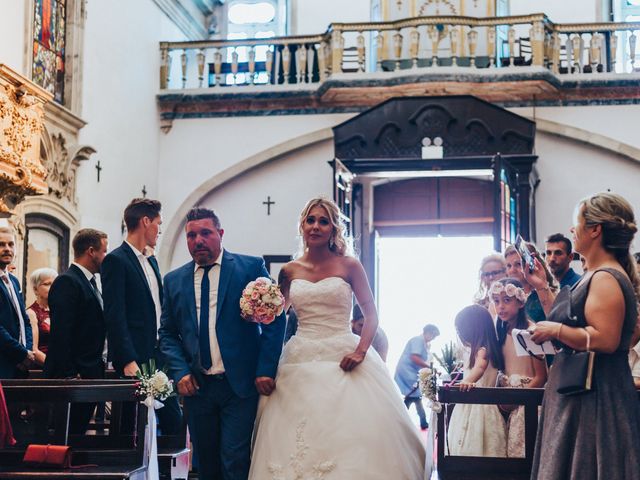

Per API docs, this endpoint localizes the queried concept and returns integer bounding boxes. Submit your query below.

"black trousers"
[404,396,428,429]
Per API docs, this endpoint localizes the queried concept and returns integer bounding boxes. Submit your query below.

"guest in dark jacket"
[44,228,108,434]
[0,227,34,379]
[102,198,181,434]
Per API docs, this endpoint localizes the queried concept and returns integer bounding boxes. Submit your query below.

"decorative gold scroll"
[0,65,52,215]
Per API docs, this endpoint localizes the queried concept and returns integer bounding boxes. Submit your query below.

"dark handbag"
[556,329,596,396]
[23,444,72,468]
[549,285,596,396]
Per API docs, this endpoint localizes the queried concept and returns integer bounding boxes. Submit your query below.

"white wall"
[290,0,371,34]
[533,130,640,251]
[75,0,187,245]
[511,105,640,151]
[157,112,353,226]
[168,138,334,269]
[0,0,27,73]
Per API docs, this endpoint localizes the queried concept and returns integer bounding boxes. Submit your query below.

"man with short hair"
[159,207,285,480]
[102,198,181,434]
[394,324,440,430]
[44,228,108,433]
[545,233,581,288]
[0,227,34,379]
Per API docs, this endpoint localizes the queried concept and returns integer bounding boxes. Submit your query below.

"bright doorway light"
[377,235,495,373]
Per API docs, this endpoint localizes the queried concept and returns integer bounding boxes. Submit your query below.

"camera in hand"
[515,234,535,274]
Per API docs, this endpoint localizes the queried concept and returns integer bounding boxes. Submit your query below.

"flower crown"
[489,282,527,303]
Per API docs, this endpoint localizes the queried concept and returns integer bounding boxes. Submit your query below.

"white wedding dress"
[249,277,426,480]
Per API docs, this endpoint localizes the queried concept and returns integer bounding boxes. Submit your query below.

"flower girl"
[492,278,547,458]
[447,305,507,457]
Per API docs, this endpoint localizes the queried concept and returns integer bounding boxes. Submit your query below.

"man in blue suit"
[0,227,34,379]
[159,207,285,480]
[103,198,181,434]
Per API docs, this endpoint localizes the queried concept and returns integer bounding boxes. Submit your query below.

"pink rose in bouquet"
[239,277,285,325]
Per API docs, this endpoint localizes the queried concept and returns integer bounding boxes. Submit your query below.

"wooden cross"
[95,161,102,182]
[263,196,275,215]
[142,185,147,198]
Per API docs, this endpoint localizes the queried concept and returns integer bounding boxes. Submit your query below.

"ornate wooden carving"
[333,95,535,162]
[0,65,52,215]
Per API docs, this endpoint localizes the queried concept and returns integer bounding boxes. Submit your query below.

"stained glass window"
[499,168,517,251]
[32,0,66,104]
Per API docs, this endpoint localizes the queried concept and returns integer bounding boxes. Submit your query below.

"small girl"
[447,305,507,457]
[492,278,547,458]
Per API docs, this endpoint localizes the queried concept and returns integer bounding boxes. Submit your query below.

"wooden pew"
[436,386,544,480]
[0,379,147,480]
[25,370,190,480]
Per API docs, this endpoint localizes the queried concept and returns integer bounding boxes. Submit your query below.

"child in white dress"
[492,278,547,458]
[447,305,507,457]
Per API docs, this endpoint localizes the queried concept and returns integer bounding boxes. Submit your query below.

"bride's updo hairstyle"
[298,197,354,257]
[580,192,640,298]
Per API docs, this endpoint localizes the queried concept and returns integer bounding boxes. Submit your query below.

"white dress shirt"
[125,241,162,335]
[629,341,640,381]
[0,269,26,347]
[194,248,225,375]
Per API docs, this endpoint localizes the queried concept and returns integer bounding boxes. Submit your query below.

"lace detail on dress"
[267,420,336,480]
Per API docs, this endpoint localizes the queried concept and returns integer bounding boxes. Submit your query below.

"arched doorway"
[331,95,538,371]
[331,95,538,282]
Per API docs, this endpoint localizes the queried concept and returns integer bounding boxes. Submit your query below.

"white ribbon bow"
[142,396,165,480]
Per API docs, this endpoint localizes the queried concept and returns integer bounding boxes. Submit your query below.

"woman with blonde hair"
[528,192,640,479]
[473,253,507,309]
[249,197,425,480]
[26,267,58,367]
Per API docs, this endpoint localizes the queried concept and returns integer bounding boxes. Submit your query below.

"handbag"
[556,328,596,396]
[23,444,72,468]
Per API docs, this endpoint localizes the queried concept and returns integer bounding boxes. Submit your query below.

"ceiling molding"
[153,0,208,40]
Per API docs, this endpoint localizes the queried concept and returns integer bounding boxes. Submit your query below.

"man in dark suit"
[0,227,34,379]
[159,207,286,480]
[44,228,108,433]
[102,198,181,434]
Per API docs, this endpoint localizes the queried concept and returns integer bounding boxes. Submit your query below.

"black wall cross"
[263,196,275,215]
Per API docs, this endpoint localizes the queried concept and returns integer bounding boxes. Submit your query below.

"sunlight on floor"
[377,235,495,374]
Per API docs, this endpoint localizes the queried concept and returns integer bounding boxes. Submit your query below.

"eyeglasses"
[481,268,506,279]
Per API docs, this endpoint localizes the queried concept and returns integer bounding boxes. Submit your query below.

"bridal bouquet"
[135,359,175,402]
[239,277,285,325]
[418,365,442,413]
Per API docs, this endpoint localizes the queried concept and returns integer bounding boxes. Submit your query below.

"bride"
[248,197,425,480]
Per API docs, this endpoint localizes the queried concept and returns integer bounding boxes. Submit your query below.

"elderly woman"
[528,192,640,479]
[473,253,507,310]
[26,268,58,367]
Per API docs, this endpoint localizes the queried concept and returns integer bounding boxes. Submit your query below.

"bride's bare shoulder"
[278,260,302,284]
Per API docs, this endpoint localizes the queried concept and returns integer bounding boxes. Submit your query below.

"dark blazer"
[44,264,105,379]
[0,272,32,379]
[159,250,286,398]
[102,242,163,372]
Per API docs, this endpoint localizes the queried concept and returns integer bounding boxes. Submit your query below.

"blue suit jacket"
[0,272,33,378]
[102,242,163,373]
[159,250,286,398]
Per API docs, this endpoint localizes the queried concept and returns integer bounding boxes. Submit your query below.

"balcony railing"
[159,13,640,91]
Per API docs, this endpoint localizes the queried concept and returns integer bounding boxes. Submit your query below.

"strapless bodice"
[289,276,353,339]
